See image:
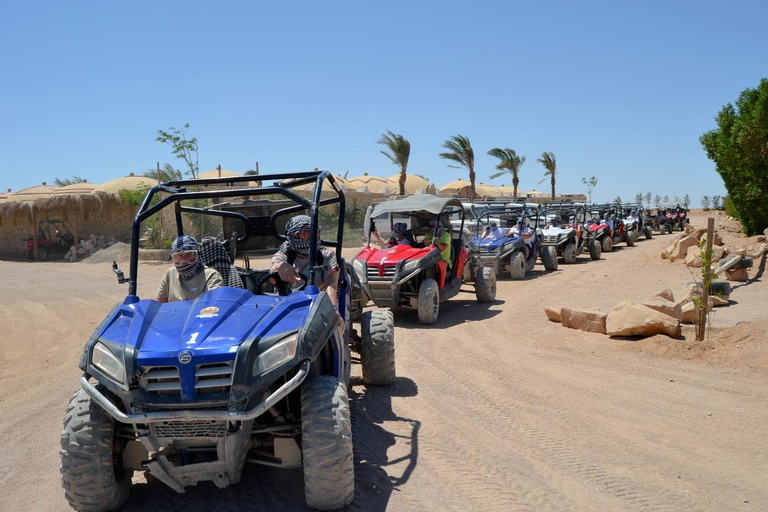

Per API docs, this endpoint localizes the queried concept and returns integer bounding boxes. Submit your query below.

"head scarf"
[280,215,315,258]
[171,235,204,281]
[429,219,444,238]
[489,221,498,229]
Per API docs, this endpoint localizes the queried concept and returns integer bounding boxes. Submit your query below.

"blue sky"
[2,0,766,206]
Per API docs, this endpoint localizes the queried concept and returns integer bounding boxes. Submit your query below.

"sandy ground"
[0,210,766,511]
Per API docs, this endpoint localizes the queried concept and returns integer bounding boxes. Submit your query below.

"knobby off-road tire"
[349,284,366,322]
[36,247,49,261]
[644,226,653,239]
[719,256,753,269]
[361,310,396,385]
[301,376,355,511]
[562,242,577,264]
[508,250,526,280]
[589,240,602,260]
[625,232,635,247]
[658,224,666,235]
[667,223,674,234]
[417,278,439,324]
[602,236,613,253]
[60,388,132,512]
[475,266,496,303]
[542,246,559,270]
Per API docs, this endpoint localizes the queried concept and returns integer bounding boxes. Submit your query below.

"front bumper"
[81,359,310,424]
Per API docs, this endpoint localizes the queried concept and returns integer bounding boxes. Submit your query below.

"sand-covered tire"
[417,278,439,324]
[474,266,496,303]
[60,387,132,512]
[719,256,753,269]
[301,376,354,510]
[508,250,526,280]
[602,236,613,253]
[625,232,635,247]
[658,224,665,235]
[349,284,366,321]
[589,240,602,260]
[644,226,653,239]
[542,245,560,270]
[562,242,577,264]
[360,310,395,386]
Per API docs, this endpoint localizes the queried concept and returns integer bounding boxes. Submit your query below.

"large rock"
[561,307,607,333]
[680,301,707,324]
[654,289,675,302]
[667,235,699,261]
[685,245,725,268]
[544,306,562,322]
[606,301,681,338]
[641,296,682,320]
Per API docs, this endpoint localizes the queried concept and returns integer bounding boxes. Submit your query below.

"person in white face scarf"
[155,235,223,303]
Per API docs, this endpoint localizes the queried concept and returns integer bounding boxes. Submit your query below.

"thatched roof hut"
[386,174,430,194]
[98,173,158,194]
[5,183,59,202]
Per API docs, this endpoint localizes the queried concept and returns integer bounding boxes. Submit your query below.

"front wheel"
[475,266,496,303]
[542,245,559,270]
[562,242,577,264]
[302,377,354,510]
[589,239,602,260]
[667,223,673,234]
[360,310,395,385]
[602,236,613,253]
[417,278,440,324]
[36,247,49,261]
[644,226,652,239]
[625,232,635,247]
[508,250,526,280]
[60,388,133,512]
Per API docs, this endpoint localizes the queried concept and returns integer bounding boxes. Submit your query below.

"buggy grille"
[153,420,227,438]
[366,264,396,282]
[480,246,498,255]
[195,362,233,394]
[141,367,181,394]
[543,235,560,243]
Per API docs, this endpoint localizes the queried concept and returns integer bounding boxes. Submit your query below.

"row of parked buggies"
[59,171,687,511]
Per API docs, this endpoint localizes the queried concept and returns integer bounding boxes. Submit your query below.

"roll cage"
[124,170,346,298]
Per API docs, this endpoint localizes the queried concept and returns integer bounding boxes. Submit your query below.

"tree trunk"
[469,169,476,201]
[399,167,407,196]
[551,176,556,199]
[513,176,519,198]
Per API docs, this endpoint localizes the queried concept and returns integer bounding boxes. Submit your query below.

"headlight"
[252,333,298,376]
[92,342,126,384]
[352,258,366,276]
[401,259,420,272]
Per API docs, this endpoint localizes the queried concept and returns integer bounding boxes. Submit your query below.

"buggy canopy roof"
[370,194,463,217]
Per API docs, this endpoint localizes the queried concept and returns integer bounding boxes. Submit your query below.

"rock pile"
[661,224,724,264]
[545,286,731,339]
[65,233,119,261]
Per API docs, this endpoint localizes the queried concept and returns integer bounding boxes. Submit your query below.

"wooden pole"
[696,218,715,341]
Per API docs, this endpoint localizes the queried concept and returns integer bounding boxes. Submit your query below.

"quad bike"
[471,203,558,277]
[60,170,395,512]
[350,194,496,325]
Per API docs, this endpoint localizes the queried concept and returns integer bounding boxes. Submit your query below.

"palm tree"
[536,151,557,199]
[144,163,183,183]
[440,134,476,199]
[53,176,85,187]
[378,131,411,195]
[487,148,525,197]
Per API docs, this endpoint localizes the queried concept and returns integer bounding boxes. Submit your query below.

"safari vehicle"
[540,203,589,264]
[585,204,633,254]
[472,203,558,277]
[60,170,396,512]
[350,194,496,325]
[620,203,653,240]
[21,219,80,260]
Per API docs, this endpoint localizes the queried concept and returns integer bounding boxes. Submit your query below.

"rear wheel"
[658,224,665,235]
[417,278,439,324]
[667,223,673,234]
[60,388,133,512]
[301,377,355,510]
[602,236,613,253]
[625,232,635,247]
[562,242,577,264]
[360,310,395,385]
[508,250,526,280]
[349,284,366,322]
[644,226,652,239]
[475,266,496,303]
[36,247,49,261]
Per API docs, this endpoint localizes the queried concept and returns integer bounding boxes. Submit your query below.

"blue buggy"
[471,203,558,279]
[59,170,395,511]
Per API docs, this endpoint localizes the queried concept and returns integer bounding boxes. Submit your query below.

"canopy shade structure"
[370,194,463,217]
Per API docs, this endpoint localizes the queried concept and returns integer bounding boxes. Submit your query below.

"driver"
[271,215,340,308]
[156,235,224,303]
[422,219,452,271]
[372,222,412,248]
[482,220,505,239]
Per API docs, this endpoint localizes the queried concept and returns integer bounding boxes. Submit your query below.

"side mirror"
[112,261,128,284]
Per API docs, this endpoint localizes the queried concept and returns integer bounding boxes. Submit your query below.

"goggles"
[172,250,199,264]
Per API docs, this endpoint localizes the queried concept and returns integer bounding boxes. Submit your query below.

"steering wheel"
[255,271,309,296]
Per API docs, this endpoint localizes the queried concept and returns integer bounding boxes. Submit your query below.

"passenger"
[372,222,412,248]
[507,221,534,259]
[156,235,224,303]
[423,219,452,271]
[482,220,506,239]
[271,215,340,309]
